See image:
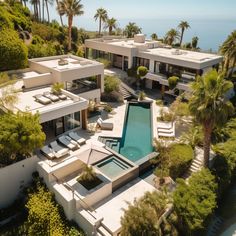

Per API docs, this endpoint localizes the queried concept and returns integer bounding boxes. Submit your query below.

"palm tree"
[178,21,190,46]
[56,0,64,26]
[151,33,158,40]
[57,0,84,51]
[45,0,53,22]
[164,28,179,45]
[124,22,142,38]
[189,69,234,167]
[94,8,108,36]
[220,31,236,77]
[104,17,117,35]
[192,36,199,49]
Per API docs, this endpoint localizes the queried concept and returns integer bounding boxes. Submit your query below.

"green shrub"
[104,75,120,93]
[28,42,57,59]
[127,67,137,77]
[138,91,146,101]
[158,108,174,122]
[96,58,112,68]
[173,169,217,234]
[168,144,194,179]
[0,2,31,31]
[168,76,179,90]
[104,104,112,113]
[137,66,148,77]
[156,99,164,106]
[0,29,28,71]
[31,22,62,42]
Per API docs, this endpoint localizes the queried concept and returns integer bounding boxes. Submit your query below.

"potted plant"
[138,91,146,101]
[51,82,64,95]
[168,76,179,90]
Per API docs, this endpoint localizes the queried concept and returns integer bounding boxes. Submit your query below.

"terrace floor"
[93,177,156,234]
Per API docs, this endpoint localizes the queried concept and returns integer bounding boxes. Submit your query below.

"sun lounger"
[157,122,173,129]
[34,94,51,105]
[58,135,78,150]
[50,141,69,158]
[43,92,60,102]
[40,145,55,159]
[158,131,175,138]
[58,94,67,100]
[68,131,86,145]
[97,118,114,130]
[157,127,175,133]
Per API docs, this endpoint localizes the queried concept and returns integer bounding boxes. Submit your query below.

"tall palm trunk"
[56,0,63,26]
[179,29,184,46]
[68,15,73,51]
[224,57,230,76]
[38,0,41,22]
[109,26,112,35]
[42,0,45,21]
[203,121,213,167]
[99,17,102,35]
[45,0,50,23]
[229,56,236,78]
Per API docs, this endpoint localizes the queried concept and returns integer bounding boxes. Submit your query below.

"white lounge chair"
[58,94,67,100]
[158,131,175,138]
[58,136,78,150]
[157,122,173,129]
[97,118,114,130]
[40,145,55,159]
[50,141,69,158]
[34,94,51,105]
[43,92,60,102]
[68,131,86,145]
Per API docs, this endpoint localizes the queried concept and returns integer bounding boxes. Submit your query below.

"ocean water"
[34,3,236,52]
[67,17,236,52]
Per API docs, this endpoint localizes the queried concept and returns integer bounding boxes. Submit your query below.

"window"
[134,57,150,69]
[64,111,81,132]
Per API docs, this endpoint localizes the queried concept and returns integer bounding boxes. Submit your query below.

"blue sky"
[45,0,236,20]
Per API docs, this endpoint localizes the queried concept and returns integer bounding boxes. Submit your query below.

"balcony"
[146,72,192,92]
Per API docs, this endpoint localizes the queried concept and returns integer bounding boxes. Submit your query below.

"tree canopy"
[173,169,217,235]
[0,112,45,163]
[121,190,171,236]
[0,29,28,71]
[189,69,234,166]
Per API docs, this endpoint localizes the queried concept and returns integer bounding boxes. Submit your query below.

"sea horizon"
[31,4,236,52]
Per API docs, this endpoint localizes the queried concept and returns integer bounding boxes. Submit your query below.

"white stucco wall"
[0,156,39,208]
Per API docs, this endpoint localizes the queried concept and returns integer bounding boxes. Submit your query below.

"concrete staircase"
[206,215,224,236]
[183,148,204,179]
[98,136,121,153]
[97,223,113,236]
[119,84,133,99]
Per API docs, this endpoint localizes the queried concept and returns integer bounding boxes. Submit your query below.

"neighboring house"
[85,34,223,92]
[14,55,104,139]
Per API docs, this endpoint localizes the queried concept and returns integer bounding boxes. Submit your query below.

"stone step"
[97,225,112,236]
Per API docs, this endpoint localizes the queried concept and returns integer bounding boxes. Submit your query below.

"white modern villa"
[1,38,224,236]
[14,55,104,137]
[85,34,223,92]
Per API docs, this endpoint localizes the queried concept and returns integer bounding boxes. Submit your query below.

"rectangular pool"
[94,155,131,179]
[119,102,153,162]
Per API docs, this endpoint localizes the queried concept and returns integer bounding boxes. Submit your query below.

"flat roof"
[30,55,102,72]
[93,178,156,233]
[14,87,81,114]
[142,47,222,63]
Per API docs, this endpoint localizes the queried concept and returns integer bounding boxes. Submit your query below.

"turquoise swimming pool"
[94,155,132,179]
[98,102,153,163]
[119,102,153,162]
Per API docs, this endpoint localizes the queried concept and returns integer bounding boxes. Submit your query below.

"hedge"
[0,29,28,71]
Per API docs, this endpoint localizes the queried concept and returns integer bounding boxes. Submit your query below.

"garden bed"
[78,177,103,191]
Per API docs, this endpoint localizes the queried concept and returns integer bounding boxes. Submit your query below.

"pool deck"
[93,177,157,234]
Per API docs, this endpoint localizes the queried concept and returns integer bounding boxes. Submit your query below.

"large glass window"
[64,111,81,132]
[134,57,150,69]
